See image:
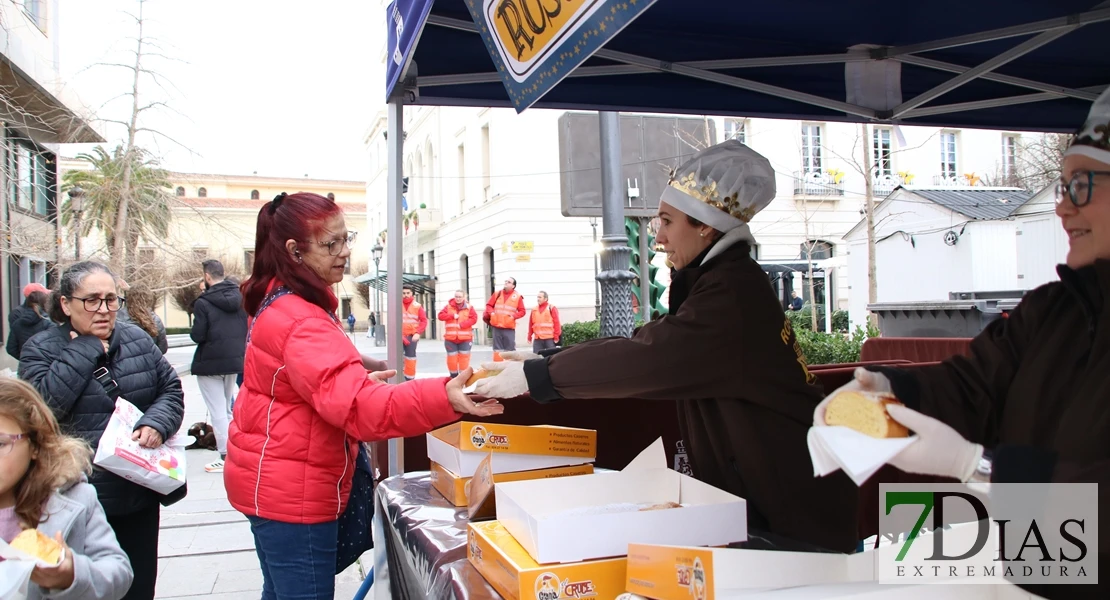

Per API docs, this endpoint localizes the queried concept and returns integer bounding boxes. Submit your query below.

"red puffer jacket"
[225,288,459,523]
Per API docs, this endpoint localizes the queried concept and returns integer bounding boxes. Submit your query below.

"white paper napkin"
[807,426,918,486]
[0,536,65,600]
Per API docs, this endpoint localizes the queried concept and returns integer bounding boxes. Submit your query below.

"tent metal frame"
[414,8,1110,123]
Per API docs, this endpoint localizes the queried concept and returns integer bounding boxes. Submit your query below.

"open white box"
[494,438,747,564]
[426,434,593,477]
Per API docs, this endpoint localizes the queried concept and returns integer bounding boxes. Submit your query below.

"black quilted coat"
[19,321,185,515]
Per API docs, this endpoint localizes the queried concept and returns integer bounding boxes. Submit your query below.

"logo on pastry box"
[674,556,707,600]
[469,425,509,449]
[534,572,596,599]
[879,484,1098,585]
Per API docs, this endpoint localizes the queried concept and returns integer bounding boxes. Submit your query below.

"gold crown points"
[1075,122,1110,150]
[669,174,755,223]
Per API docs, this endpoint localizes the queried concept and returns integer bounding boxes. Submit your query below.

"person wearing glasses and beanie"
[477,140,859,554]
[18,260,185,600]
[811,91,1110,600]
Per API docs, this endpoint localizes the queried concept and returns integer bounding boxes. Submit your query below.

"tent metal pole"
[880,7,1110,58]
[599,49,877,120]
[416,53,870,88]
[891,27,1078,117]
[903,92,1072,118]
[386,100,405,476]
[895,55,1100,101]
[598,112,636,339]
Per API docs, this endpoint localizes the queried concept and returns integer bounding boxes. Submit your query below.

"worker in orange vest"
[484,277,526,362]
[438,290,478,377]
[528,291,562,354]
[401,285,428,380]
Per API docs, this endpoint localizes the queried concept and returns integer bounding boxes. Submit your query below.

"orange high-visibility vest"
[490,292,521,329]
[532,306,555,340]
[444,306,474,342]
[402,302,422,335]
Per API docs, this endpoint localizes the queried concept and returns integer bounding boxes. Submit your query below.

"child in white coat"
[0,376,133,599]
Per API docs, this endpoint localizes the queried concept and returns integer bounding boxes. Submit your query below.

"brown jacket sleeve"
[526,267,813,422]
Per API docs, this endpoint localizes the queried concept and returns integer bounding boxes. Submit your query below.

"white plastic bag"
[94,398,187,495]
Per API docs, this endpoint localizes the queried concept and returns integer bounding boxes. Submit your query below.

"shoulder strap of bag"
[246,286,292,344]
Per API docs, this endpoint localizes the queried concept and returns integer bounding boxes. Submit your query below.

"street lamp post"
[68,187,86,260]
[590,218,600,319]
[372,242,383,346]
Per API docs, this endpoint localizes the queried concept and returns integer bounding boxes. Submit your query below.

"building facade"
[364,103,1048,340]
[2,0,102,370]
[54,163,369,330]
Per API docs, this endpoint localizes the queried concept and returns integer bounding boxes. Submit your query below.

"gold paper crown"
[667,171,758,223]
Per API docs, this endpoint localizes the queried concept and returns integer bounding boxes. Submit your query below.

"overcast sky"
[58,0,385,182]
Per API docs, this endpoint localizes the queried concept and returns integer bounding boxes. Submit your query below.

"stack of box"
[466,439,750,600]
[427,421,597,507]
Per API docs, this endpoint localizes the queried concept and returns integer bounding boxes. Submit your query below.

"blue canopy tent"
[376,2,1109,465]
[394,0,1109,130]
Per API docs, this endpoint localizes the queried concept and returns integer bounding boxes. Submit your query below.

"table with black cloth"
[371,472,842,599]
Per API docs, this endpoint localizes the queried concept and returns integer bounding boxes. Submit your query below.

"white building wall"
[1014,186,1068,290]
[968,221,1020,292]
[846,195,975,327]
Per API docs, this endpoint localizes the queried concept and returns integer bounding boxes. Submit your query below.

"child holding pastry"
[0,376,133,599]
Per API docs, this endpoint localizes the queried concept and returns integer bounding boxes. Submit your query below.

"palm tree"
[61,145,173,276]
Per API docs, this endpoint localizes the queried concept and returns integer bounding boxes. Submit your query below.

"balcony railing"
[872,174,901,197]
[933,174,969,187]
[793,171,845,197]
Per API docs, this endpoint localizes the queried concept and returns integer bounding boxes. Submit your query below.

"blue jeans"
[247,516,339,600]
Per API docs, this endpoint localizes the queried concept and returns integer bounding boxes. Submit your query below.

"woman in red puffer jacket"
[225,192,503,599]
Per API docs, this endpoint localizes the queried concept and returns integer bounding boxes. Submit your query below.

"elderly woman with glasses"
[813,92,1110,599]
[18,260,184,600]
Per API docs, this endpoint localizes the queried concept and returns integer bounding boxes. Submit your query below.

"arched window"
[175,186,185,196]
[250,189,260,200]
[198,187,207,198]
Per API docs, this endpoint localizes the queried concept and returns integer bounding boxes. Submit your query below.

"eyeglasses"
[69,295,125,312]
[1056,171,1110,208]
[309,231,358,256]
[0,432,29,457]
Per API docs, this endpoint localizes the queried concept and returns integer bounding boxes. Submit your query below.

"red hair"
[242,192,342,316]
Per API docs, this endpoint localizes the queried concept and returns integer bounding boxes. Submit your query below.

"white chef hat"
[659,139,776,232]
[1065,87,1110,165]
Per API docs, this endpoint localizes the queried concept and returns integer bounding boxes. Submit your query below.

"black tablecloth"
[371,472,842,599]
[372,472,501,600]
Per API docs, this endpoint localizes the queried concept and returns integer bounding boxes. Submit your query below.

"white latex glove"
[473,360,530,399]
[885,404,983,482]
[813,368,893,426]
[498,350,541,361]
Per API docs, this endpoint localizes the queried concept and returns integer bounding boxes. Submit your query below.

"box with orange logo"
[427,422,596,477]
[468,520,628,600]
[624,544,875,599]
[430,461,595,507]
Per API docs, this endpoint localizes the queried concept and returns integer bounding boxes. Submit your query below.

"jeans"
[248,515,339,600]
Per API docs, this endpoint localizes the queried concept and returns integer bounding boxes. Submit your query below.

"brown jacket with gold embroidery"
[524,240,859,553]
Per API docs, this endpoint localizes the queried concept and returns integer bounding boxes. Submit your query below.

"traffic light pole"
[638,217,651,321]
[597,111,636,338]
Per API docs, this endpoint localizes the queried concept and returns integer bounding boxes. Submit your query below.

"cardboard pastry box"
[495,439,747,564]
[468,520,627,600]
[430,461,594,507]
[427,422,596,477]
